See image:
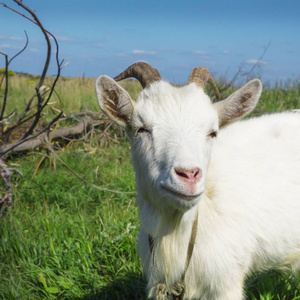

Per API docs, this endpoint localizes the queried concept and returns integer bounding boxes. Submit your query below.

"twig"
[0,51,9,121]
[0,159,23,217]
[9,30,29,64]
[216,42,271,97]
[46,143,135,195]
[13,0,51,139]
[10,0,51,89]
[0,112,16,124]
[245,42,271,82]
[0,112,63,156]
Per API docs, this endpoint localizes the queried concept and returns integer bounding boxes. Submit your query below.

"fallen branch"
[0,116,95,154]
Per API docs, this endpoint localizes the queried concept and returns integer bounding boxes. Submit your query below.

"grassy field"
[1,74,300,299]
[4,74,143,117]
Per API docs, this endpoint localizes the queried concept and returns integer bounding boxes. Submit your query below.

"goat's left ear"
[95,75,134,128]
[214,79,262,127]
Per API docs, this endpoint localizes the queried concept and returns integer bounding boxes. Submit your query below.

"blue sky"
[1,0,299,85]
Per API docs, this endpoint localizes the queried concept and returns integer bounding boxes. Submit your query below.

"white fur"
[95,75,300,300]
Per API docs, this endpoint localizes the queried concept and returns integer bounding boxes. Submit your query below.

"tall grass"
[0,74,300,299]
[5,74,143,117]
[0,143,144,299]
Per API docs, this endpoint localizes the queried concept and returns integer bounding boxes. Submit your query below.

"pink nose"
[174,167,202,183]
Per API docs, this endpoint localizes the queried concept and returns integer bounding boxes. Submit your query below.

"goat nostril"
[175,170,189,179]
[192,168,201,179]
[175,167,201,181]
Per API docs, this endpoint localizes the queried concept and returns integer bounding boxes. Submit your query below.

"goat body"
[95,63,300,299]
[139,112,300,299]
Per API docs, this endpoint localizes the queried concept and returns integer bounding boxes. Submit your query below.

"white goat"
[95,62,300,300]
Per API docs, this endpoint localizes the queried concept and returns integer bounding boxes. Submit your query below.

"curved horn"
[114,62,162,89]
[188,66,220,100]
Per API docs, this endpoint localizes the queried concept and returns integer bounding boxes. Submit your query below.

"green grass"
[4,74,142,118]
[0,142,145,299]
[0,75,300,299]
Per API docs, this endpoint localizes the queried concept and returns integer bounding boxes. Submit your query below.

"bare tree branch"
[245,42,271,82]
[216,42,271,98]
[0,159,23,217]
[0,112,63,156]
[0,51,9,121]
[0,0,64,156]
[0,1,126,215]
[12,0,52,139]
[0,30,29,123]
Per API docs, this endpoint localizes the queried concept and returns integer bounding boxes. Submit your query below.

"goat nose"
[174,167,202,182]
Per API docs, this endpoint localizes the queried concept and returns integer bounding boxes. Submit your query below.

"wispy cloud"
[222,50,229,55]
[0,35,24,41]
[245,59,267,65]
[193,50,206,55]
[116,49,157,57]
[0,43,11,48]
[51,36,74,43]
[132,49,156,55]
[10,36,24,41]
[0,43,21,50]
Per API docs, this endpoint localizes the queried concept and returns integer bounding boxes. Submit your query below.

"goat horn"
[188,66,220,100]
[114,62,162,89]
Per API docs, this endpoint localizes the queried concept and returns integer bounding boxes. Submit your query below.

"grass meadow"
[1,74,300,299]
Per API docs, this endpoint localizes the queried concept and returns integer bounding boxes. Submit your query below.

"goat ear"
[214,79,262,127]
[95,75,134,128]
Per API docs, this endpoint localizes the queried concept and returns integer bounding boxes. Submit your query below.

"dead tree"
[0,0,65,215]
[0,1,114,216]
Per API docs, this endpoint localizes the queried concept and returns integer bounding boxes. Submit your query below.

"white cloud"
[132,49,156,55]
[51,36,74,43]
[245,59,267,65]
[0,36,24,41]
[10,36,23,41]
[0,43,20,49]
[222,50,229,54]
[116,49,156,57]
[0,43,10,48]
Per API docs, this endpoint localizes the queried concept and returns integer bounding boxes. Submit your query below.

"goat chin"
[159,189,202,212]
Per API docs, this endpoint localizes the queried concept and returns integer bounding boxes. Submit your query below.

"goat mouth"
[161,185,201,201]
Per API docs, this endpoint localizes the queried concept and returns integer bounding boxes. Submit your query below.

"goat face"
[128,82,218,211]
[95,63,262,211]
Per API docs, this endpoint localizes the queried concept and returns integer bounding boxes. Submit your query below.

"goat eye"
[137,127,149,134]
[208,131,218,139]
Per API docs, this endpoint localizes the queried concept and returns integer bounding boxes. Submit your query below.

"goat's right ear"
[95,75,134,128]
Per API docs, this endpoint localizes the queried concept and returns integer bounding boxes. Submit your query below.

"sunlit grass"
[4,74,143,118]
[0,74,300,299]
[0,142,144,299]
